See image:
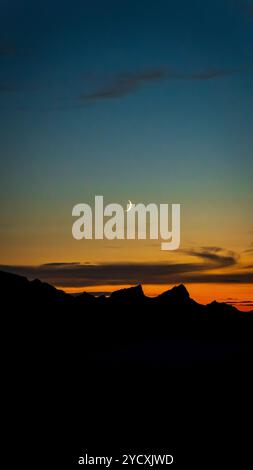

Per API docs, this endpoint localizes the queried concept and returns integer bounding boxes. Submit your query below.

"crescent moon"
[126,200,133,212]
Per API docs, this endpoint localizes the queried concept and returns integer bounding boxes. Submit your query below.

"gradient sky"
[0,0,253,309]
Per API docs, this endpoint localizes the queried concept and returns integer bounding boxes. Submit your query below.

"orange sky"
[62,282,253,312]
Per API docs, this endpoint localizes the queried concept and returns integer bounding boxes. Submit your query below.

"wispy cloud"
[79,68,168,103]
[226,300,253,307]
[0,84,21,93]
[1,247,251,287]
[43,262,81,267]
[0,41,17,57]
[238,1,253,18]
[0,62,244,105]
[244,242,253,253]
[78,66,241,104]
[0,82,44,94]
[184,247,239,268]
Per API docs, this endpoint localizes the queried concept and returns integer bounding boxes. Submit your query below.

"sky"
[0,0,253,309]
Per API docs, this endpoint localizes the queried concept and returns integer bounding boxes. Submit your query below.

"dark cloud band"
[79,66,241,104]
[0,247,252,287]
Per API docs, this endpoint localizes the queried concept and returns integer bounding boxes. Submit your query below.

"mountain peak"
[170,284,190,298]
[110,284,145,302]
[156,284,190,302]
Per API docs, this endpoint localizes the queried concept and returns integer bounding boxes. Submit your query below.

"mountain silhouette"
[157,283,190,300]
[3,268,253,467]
[1,269,251,315]
[109,284,146,303]
[0,269,70,306]
[1,268,252,350]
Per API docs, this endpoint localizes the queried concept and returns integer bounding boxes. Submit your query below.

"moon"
[126,200,133,212]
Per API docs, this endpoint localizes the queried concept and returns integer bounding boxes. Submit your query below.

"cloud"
[243,242,253,253]
[238,1,253,18]
[0,261,209,287]
[78,66,240,104]
[0,82,44,94]
[79,68,168,103]
[42,262,81,267]
[168,68,241,80]
[185,272,253,283]
[0,42,17,57]
[0,247,251,287]
[201,246,223,252]
[184,247,239,268]
[0,62,243,106]
[0,84,21,93]
[226,300,253,306]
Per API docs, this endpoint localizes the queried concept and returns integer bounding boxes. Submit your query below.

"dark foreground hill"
[1,269,252,345]
[2,269,253,468]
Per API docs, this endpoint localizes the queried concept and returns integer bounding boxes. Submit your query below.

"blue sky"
[0,0,253,294]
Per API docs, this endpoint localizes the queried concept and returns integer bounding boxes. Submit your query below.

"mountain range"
[3,268,253,467]
[1,269,252,314]
[2,268,252,355]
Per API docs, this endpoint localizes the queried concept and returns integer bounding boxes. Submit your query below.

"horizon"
[0,0,252,312]
[1,267,252,312]
[1,3,253,465]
